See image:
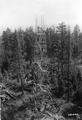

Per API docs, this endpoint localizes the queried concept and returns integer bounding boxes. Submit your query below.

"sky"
[0,0,82,32]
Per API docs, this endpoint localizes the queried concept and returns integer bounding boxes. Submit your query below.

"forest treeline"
[1,22,82,120]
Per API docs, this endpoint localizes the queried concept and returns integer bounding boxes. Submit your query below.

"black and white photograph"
[0,0,82,120]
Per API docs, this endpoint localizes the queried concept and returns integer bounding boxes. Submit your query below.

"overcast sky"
[0,0,82,31]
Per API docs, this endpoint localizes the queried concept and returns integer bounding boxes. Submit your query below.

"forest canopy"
[0,23,82,120]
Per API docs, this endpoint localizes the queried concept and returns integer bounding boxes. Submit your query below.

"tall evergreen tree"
[72,25,80,58]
